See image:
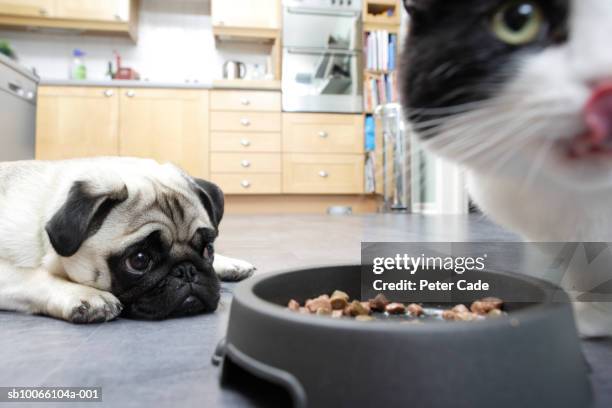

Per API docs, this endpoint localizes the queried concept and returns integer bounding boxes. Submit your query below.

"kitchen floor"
[0,214,610,407]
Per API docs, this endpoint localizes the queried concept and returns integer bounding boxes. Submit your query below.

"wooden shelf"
[364,21,400,33]
[365,69,394,75]
[363,0,402,26]
[367,0,398,5]
[212,25,279,43]
[213,79,281,91]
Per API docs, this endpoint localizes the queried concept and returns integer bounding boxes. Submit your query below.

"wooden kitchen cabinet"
[211,0,280,29]
[0,0,54,18]
[118,89,210,179]
[283,154,365,194]
[282,113,365,154]
[36,87,119,160]
[55,0,130,22]
[0,0,138,39]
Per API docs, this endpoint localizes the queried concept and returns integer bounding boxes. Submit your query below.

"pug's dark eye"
[126,252,152,272]
[491,1,544,45]
[203,244,214,260]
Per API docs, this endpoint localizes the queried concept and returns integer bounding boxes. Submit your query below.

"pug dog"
[0,157,255,323]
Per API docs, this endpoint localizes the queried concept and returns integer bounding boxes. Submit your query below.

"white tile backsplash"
[0,0,271,83]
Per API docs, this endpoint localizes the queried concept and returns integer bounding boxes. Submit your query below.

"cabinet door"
[0,0,54,18]
[55,0,130,22]
[212,0,279,29]
[118,89,210,179]
[36,87,119,160]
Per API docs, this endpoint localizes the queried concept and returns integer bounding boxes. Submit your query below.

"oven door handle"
[286,47,360,56]
[286,7,360,18]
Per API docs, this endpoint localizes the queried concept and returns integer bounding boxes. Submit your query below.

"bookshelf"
[362,0,402,114]
[362,0,403,196]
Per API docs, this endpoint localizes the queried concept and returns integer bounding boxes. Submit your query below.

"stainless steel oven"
[282,0,363,113]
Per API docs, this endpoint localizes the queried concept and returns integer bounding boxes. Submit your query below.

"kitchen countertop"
[0,53,39,83]
[0,214,610,408]
[40,79,282,91]
[40,79,213,90]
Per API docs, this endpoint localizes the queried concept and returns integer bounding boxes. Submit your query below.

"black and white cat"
[401,0,612,336]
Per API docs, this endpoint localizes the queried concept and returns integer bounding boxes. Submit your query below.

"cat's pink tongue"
[570,83,612,158]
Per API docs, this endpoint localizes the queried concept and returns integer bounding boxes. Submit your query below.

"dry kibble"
[306,295,332,313]
[344,300,370,316]
[330,294,349,310]
[452,304,469,314]
[407,303,424,317]
[482,297,504,309]
[360,302,372,315]
[455,311,477,321]
[316,307,332,316]
[287,293,506,323]
[471,297,504,315]
[385,302,406,315]
[331,290,349,301]
[369,294,390,312]
[442,310,457,321]
[287,299,300,312]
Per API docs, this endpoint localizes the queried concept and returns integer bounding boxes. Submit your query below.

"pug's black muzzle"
[117,260,220,320]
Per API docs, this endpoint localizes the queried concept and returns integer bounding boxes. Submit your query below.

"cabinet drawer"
[210,90,281,112]
[211,132,281,152]
[211,173,281,194]
[283,113,364,154]
[211,112,281,132]
[283,154,364,194]
[211,153,281,173]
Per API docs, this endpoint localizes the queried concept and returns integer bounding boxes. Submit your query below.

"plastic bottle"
[70,49,87,80]
[365,115,376,152]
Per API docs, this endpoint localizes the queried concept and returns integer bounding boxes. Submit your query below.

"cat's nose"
[584,82,612,144]
[568,82,612,158]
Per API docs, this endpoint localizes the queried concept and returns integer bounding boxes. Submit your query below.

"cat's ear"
[403,0,433,15]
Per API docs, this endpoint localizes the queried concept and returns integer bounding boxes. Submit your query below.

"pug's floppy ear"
[46,180,128,257]
[192,178,224,230]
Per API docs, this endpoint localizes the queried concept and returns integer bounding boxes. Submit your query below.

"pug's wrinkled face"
[46,161,225,320]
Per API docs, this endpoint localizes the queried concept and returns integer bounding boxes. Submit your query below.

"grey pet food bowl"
[214,265,592,408]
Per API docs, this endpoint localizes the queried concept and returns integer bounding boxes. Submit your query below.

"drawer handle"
[240,160,251,168]
[103,89,114,97]
[240,98,251,106]
[39,8,48,16]
[240,118,251,126]
[319,170,329,178]
[318,131,328,138]
[126,90,136,98]
[240,138,251,147]
[241,180,251,188]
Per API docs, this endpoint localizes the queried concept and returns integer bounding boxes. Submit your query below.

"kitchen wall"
[0,0,270,83]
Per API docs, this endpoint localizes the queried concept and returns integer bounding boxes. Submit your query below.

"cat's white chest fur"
[467,169,612,242]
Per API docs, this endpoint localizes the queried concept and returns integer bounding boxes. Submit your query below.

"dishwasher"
[0,53,38,162]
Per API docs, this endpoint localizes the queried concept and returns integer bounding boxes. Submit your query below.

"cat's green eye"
[491,1,544,45]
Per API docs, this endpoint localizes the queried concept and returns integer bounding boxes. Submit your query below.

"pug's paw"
[213,254,256,282]
[61,288,123,324]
